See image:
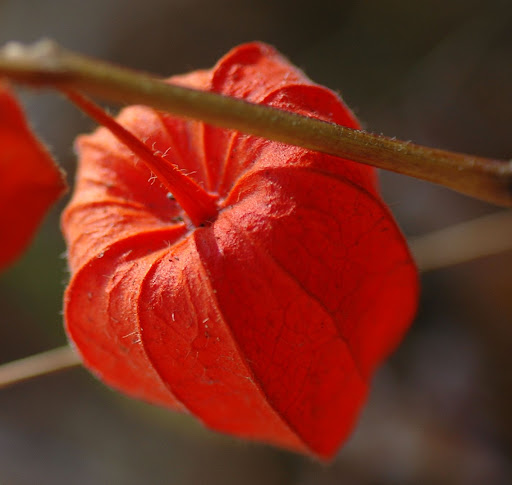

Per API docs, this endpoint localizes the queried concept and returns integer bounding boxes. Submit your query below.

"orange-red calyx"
[0,81,66,270]
[64,90,218,227]
[62,42,419,459]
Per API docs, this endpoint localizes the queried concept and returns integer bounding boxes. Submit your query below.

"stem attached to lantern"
[0,40,511,207]
[63,90,218,227]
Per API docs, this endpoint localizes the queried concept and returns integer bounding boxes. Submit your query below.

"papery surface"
[63,42,418,458]
[0,82,66,270]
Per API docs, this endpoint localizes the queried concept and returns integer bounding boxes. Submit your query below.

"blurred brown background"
[1,0,511,483]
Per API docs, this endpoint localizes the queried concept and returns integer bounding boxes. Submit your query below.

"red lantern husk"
[62,43,418,459]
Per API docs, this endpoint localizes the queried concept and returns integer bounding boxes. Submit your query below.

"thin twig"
[0,345,81,389]
[410,210,512,271]
[0,40,511,207]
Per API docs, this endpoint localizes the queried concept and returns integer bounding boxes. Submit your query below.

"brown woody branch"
[0,39,511,206]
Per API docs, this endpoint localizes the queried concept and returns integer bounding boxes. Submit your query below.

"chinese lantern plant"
[0,81,66,271]
[61,43,418,458]
[0,41,511,459]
